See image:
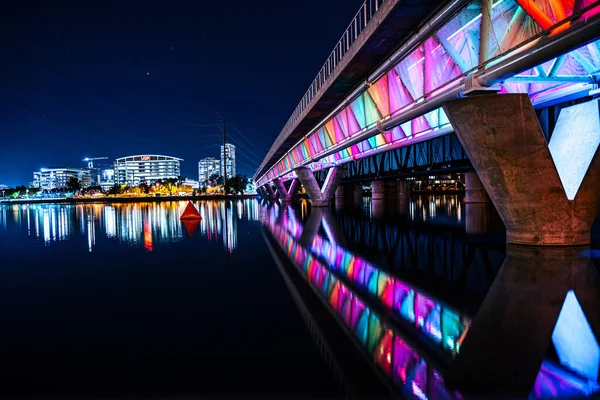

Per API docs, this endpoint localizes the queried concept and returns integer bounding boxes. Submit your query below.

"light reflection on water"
[0,200,260,253]
[362,194,463,223]
[261,200,600,399]
[410,195,462,223]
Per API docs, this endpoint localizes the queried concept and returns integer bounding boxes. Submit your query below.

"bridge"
[254,0,600,246]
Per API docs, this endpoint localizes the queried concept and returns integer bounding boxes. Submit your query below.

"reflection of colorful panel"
[374,329,394,376]
[429,370,455,399]
[409,359,429,399]
[339,284,353,323]
[424,305,442,343]
[442,309,464,352]
[350,296,368,332]
[320,271,331,298]
[398,290,416,323]
[415,293,436,329]
[352,258,366,286]
[351,297,370,345]
[365,264,379,297]
[393,337,420,385]
[378,271,395,309]
[330,280,341,308]
[368,313,384,354]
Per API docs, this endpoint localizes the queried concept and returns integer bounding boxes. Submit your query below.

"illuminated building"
[99,168,115,191]
[182,178,199,189]
[220,143,236,179]
[198,157,219,184]
[114,155,182,186]
[32,168,92,191]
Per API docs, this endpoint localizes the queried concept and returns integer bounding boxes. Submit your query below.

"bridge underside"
[256,0,600,245]
[256,0,453,180]
[257,0,600,186]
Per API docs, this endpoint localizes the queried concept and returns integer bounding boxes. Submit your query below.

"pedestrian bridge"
[254,0,600,247]
[255,0,599,187]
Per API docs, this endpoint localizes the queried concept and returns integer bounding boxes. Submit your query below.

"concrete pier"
[295,166,346,207]
[444,94,600,246]
[272,178,298,204]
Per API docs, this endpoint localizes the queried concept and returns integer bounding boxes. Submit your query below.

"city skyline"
[1,0,366,187]
[2,144,245,189]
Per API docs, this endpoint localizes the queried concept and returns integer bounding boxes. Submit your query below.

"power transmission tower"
[218,114,228,195]
[218,114,231,269]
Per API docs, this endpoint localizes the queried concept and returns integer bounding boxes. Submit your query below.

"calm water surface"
[0,197,598,399]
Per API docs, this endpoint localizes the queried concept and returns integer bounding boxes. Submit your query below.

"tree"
[162,178,178,195]
[225,174,250,195]
[66,177,81,192]
[108,184,123,195]
[207,173,223,187]
[81,185,102,196]
[138,182,151,194]
[177,176,186,187]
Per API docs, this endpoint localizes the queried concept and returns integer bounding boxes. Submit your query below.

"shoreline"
[0,194,259,205]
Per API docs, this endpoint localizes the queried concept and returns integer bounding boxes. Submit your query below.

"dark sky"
[0,0,365,186]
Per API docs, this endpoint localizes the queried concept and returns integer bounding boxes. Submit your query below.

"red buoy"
[180,200,202,220]
[182,219,200,236]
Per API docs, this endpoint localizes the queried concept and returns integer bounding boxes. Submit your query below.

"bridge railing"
[281,0,386,139]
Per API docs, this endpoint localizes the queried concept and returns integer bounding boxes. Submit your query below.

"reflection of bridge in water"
[261,203,600,399]
[334,198,506,310]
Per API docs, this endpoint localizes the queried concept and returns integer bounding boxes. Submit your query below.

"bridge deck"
[256,0,600,186]
[256,0,451,180]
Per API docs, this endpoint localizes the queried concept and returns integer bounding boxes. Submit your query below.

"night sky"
[1,0,365,186]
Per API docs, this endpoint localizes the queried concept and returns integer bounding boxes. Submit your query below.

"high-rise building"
[114,154,182,186]
[220,143,236,179]
[99,168,115,191]
[198,157,220,184]
[32,168,92,191]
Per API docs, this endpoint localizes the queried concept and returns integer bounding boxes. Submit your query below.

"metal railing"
[280,0,386,138]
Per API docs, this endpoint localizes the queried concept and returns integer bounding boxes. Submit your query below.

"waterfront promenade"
[0,194,258,205]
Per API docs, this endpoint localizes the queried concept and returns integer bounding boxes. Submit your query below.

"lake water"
[0,197,598,399]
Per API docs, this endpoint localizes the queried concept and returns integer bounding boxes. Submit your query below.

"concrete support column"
[265,184,278,201]
[335,185,345,208]
[465,171,492,234]
[371,180,386,219]
[272,178,297,204]
[397,180,410,216]
[385,181,401,217]
[353,184,363,206]
[465,171,490,204]
[465,203,491,235]
[371,180,386,201]
[259,185,272,200]
[444,94,600,246]
[295,166,346,208]
[371,180,409,218]
[257,186,266,199]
